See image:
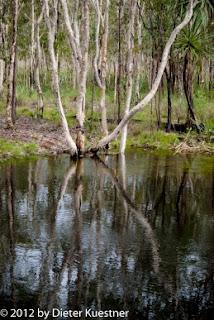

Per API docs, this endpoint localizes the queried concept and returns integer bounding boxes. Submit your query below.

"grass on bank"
[0,139,38,159]
[0,75,213,156]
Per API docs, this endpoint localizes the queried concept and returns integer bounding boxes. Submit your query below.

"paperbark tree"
[6,0,19,128]
[43,0,78,156]
[30,0,35,91]
[120,0,137,153]
[0,0,7,95]
[93,0,110,137]
[34,5,44,117]
[61,0,90,154]
[92,0,195,152]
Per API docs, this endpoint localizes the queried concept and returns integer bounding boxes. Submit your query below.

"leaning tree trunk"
[43,0,78,156]
[6,0,19,128]
[91,0,195,152]
[183,50,197,125]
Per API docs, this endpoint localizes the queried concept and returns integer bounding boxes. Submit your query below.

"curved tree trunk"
[43,0,78,157]
[91,0,195,152]
[61,0,89,155]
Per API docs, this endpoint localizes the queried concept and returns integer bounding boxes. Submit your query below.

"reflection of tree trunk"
[153,157,169,226]
[176,169,188,225]
[6,165,16,301]
[73,160,83,306]
[119,154,128,226]
[6,166,15,243]
[95,156,160,273]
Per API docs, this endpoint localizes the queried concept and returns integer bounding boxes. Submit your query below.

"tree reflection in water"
[0,153,213,319]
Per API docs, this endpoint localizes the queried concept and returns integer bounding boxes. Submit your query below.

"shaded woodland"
[0,0,213,156]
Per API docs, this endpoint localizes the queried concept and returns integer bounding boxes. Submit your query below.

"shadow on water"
[0,152,214,319]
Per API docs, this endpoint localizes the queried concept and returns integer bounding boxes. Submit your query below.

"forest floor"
[0,116,69,160]
[0,114,214,160]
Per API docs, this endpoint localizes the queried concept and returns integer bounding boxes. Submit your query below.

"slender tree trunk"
[92,0,195,151]
[61,0,89,154]
[135,3,143,101]
[6,0,19,128]
[117,0,122,123]
[165,68,172,132]
[93,0,110,137]
[35,7,44,117]
[183,51,197,125]
[43,0,78,156]
[120,0,137,153]
[0,58,4,94]
[113,61,118,110]
[30,0,35,91]
[75,0,89,154]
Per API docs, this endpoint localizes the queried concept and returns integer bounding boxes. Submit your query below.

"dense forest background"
[0,0,213,156]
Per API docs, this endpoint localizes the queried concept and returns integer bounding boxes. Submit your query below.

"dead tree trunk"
[6,0,19,128]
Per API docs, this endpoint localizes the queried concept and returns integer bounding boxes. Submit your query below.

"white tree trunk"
[93,0,110,136]
[35,7,44,117]
[30,0,35,90]
[93,0,195,151]
[120,0,137,153]
[6,0,19,128]
[61,0,90,154]
[43,0,78,156]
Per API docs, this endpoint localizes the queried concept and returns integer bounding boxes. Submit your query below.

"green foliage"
[0,139,38,159]
[111,131,179,151]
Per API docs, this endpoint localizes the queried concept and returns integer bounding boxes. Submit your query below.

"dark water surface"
[0,152,214,319]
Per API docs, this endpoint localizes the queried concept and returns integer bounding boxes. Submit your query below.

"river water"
[0,152,213,319]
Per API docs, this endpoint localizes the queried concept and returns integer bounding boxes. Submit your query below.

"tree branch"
[91,0,195,151]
